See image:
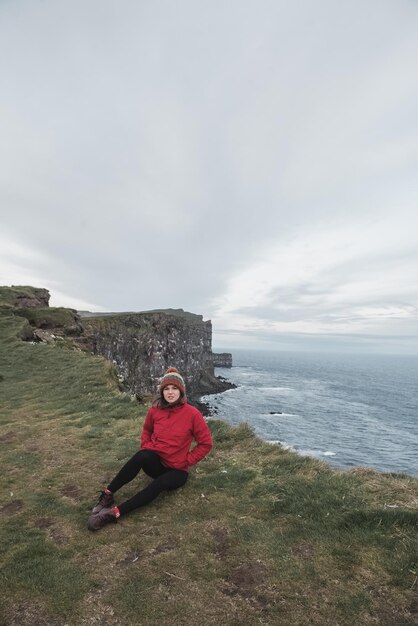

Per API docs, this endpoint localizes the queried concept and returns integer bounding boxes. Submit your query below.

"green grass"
[0,285,46,309]
[13,306,79,328]
[0,313,417,625]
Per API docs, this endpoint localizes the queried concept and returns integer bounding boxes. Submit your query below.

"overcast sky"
[1,0,418,354]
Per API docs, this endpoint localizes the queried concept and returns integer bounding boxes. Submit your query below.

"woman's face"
[162,384,181,404]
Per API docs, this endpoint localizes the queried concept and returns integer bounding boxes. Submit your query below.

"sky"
[1,0,418,354]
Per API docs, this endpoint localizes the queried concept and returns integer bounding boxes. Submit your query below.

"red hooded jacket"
[140,399,213,472]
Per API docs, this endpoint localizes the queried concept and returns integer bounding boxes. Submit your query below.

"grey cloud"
[1,0,418,350]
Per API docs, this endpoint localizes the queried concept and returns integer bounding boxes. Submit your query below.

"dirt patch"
[60,484,82,501]
[370,606,414,625]
[150,538,177,555]
[0,500,24,516]
[33,517,54,529]
[81,589,123,626]
[292,542,316,560]
[50,527,67,545]
[32,517,68,545]
[223,560,268,599]
[118,550,144,567]
[409,597,418,614]
[0,431,17,443]
[210,526,229,559]
[4,600,65,626]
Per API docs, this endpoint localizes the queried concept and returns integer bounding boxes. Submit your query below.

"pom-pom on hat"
[159,367,186,396]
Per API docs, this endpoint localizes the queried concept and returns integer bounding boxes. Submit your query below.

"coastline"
[192,375,236,416]
[199,350,418,477]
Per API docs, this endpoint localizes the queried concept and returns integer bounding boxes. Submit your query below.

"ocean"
[202,349,418,477]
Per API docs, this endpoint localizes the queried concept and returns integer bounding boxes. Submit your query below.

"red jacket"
[140,400,213,472]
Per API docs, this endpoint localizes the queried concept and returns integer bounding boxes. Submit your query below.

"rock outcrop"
[213,353,233,368]
[81,311,232,397]
[0,286,233,399]
[16,288,50,309]
[14,307,83,338]
[0,285,50,309]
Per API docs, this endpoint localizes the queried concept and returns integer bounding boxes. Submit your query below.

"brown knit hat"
[159,367,186,396]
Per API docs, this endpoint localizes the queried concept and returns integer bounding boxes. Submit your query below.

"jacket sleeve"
[187,411,213,466]
[141,409,154,447]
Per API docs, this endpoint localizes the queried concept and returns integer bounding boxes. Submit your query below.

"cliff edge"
[0,285,233,398]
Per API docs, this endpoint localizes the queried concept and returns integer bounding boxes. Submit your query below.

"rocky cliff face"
[1,286,233,399]
[213,353,233,368]
[81,310,227,397]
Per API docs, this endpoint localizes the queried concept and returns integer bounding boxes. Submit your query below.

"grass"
[14,306,79,328]
[0,312,417,625]
[0,285,47,309]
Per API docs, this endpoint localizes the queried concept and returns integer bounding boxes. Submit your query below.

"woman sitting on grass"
[88,367,213,531]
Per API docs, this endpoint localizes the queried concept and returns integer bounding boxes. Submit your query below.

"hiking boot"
[87,507,118,531]
[91,490,114,514]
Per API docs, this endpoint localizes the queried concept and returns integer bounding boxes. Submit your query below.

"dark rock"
[191,397,212,416]
[32,329,57,343]
[81,310,233,396]
[72,336,96,352]
[19,320,35,341]
[63,323,83,336]
[269,411,283,415]
[190,376,236,415]
[213,352,233,367]
[15,288,50,309]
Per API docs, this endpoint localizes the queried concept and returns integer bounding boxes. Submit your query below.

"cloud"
[0,232,106,311]
[1,0,418,352]
[211,212,418,340]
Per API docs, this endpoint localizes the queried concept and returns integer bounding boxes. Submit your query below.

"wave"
[257,386,294,393]
[297,448,337,459]
[266,440,296,452]
[266,440,337,459]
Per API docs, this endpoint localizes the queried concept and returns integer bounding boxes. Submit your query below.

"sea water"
[202,349,418,476]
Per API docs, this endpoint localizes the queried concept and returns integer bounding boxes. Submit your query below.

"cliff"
[213,352,233,368]
[81,310,232,397]
[0,286,233,398]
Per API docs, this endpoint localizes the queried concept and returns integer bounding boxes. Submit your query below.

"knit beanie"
[159,367,186,396]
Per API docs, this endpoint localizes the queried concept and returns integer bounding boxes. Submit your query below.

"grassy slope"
[0,313,417,626]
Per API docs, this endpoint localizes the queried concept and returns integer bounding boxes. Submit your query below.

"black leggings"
[107,449,188,516]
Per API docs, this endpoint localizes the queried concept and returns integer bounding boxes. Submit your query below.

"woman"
[88,367,213,531]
